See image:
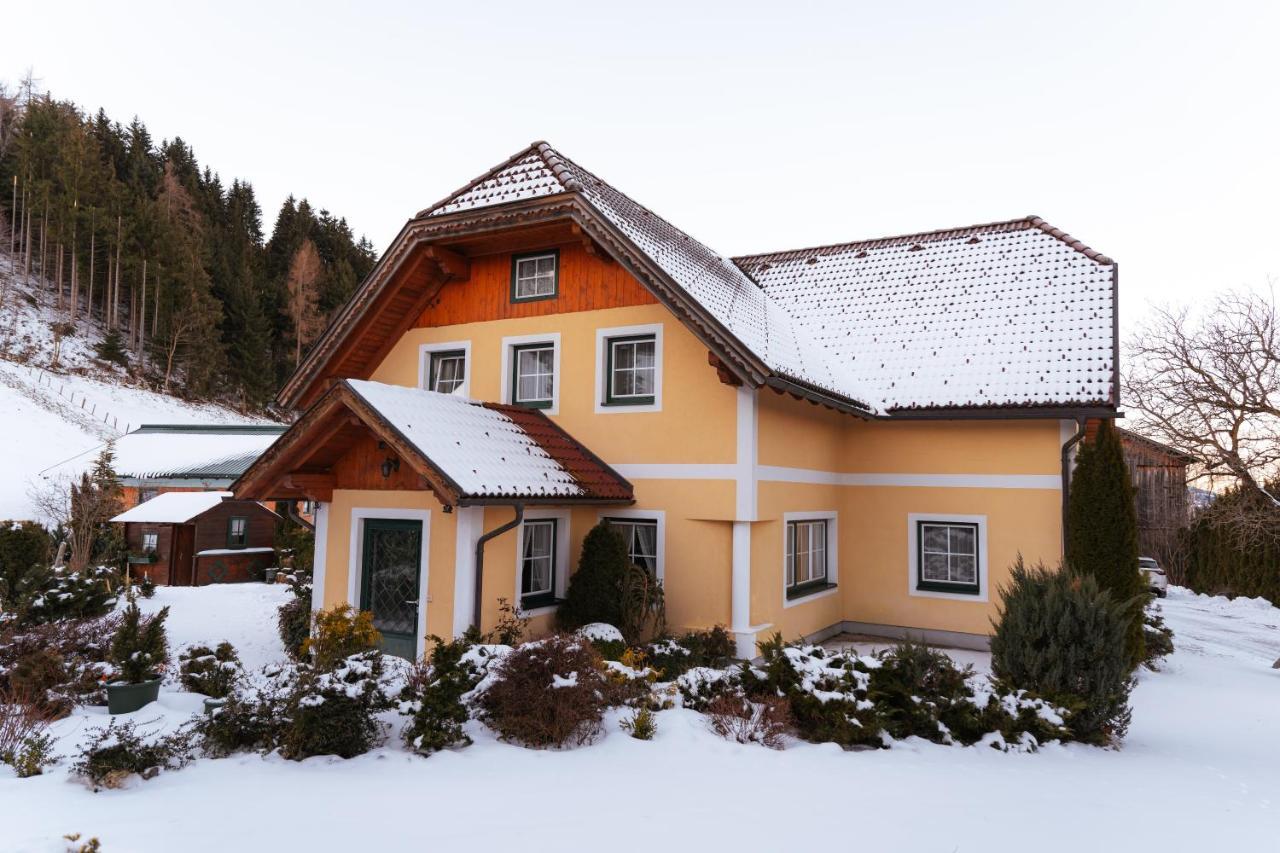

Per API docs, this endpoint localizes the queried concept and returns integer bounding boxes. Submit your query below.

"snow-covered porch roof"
[234,379,634,508]
[111,491,234,524]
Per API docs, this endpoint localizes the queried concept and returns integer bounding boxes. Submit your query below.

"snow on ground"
[0,251,274,521]
[2,585,1278,852]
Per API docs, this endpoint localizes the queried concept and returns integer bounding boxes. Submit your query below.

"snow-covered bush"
[476,634,608,748]
[0,614,118,711]
[3,731,56,778]
[753,635,881,748]
[303,604,379,669]
[647,625,735,679]
[276,572,312,662]
[178,642,241,698]
[619,705,657,740]
[281,650,398,760]
[578,622,627,660]
[705,692,790,749]
[400,637,506,756]
[73,720,193,790]
[991,558,1135,745]
[8,564,119,627]
[192,665,293,758]
[1,686,55,776]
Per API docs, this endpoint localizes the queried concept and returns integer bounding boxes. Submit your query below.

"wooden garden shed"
[111,491,280,586]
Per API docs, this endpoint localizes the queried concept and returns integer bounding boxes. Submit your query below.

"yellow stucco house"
[235,142,1119,660]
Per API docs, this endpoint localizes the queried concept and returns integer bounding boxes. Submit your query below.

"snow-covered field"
[0,252,273,521]
[2,585,1276,852]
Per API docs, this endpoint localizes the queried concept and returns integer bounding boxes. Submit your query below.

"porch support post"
[311,502,329,615]
[452,506,484,639]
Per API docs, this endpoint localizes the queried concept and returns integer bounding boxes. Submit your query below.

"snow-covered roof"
[346,380,631,501]
[420,144,1118,414]
[112,491,233,524]
[734,219,1116,411]
[109,424,286,483]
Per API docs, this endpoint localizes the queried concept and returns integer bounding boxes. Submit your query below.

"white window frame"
[500,333,561,414]
[141,531,159,552]
[515,508,570,616]
[595,323,663,413]
[346,506,432,658]
[907,512,988,602]
[417,340,472,398]
[597,508,666,582]
[512,251,558,301]
[781,511,838,608]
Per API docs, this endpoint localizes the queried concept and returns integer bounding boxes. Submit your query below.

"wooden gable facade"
[126,499,279,587]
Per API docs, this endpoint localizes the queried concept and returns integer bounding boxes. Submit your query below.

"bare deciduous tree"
[285,238,323,366]
[1125,289,1280,542]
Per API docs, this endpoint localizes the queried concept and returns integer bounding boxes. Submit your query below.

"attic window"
[511,251,558,302]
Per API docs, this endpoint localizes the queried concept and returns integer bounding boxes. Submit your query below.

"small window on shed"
[228,516,249,549]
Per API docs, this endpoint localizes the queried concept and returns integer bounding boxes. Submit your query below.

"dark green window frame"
[227,516,249,549]
[604,517,659,576]
[603,334,657,407]
[428,349,467,395]
[510,250,559,303]
[520,518,558,609]
[786,518,834,600]
[510,342,555,409]
[915,520,980,595]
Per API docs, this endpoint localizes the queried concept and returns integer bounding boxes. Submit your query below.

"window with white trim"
[511,251,558,301]
[916,521,979,595]
[511,342,555,408]
[786,519,829,598]
[428,349,466,395]
[605,335,656,406]
[520,519,558,609]
[606,518,658,575]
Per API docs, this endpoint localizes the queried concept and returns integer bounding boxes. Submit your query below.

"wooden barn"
[1115,427,1196,565]
[111,491,280,586]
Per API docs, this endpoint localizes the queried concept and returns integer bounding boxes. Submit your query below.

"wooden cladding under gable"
[331,432,425,492]
[415,241,656,328]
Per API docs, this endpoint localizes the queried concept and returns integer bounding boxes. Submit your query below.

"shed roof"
[111,491,234,524]
[111,424,286,482]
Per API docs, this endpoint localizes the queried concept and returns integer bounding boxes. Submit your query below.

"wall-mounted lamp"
[380,456,401,479]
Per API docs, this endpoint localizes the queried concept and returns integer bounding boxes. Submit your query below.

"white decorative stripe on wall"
[610,463,1060,490]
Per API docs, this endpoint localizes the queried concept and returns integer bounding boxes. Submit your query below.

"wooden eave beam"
[423,245,470,281]
[281,473,336,503]
[570,223,613,263]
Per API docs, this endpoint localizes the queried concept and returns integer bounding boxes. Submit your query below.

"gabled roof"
[1115,427,1198,465]
[111,491,234,524]
[733,217,1117,412]
[418,143,880,413]
[111,424,287,482]
[281,141,1118,418]
[237,380,632,505]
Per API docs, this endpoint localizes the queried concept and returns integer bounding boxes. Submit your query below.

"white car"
[1139,557,1168,597]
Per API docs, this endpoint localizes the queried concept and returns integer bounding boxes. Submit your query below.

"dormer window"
[511,251,558,301]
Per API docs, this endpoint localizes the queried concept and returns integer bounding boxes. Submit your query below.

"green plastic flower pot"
[106,678,162,714]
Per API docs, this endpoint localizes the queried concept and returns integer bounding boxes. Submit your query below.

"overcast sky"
[9,1,1279,336]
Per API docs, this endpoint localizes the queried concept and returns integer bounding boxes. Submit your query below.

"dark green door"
[359,519,423,660]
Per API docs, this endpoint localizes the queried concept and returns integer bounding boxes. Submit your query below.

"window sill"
[786,582,837,603]
[513,400,554,410]
[602,397,656,408]
[915,582,979,596]
[510,293,558,304]
[520,596,563,615]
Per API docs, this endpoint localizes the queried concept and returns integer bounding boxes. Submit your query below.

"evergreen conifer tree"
[1066,419,1145,665]
[556,522,630,633]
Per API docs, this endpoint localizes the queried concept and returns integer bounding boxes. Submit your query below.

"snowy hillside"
[0,251,278,521]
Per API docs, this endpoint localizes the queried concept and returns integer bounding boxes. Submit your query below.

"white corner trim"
[906,512,989,603]
[310,502,329,615]
[347,507,432,657]
[597,508,666,582]
[500,332,561,415]
[515,508,571,617]
[782,511,839,609]
[594,323,664,414]
[417,339,473,397]
[451,506,483,638]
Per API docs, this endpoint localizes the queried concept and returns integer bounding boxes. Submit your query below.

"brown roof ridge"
[415,141,567,219]
[732,215,1114,266]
